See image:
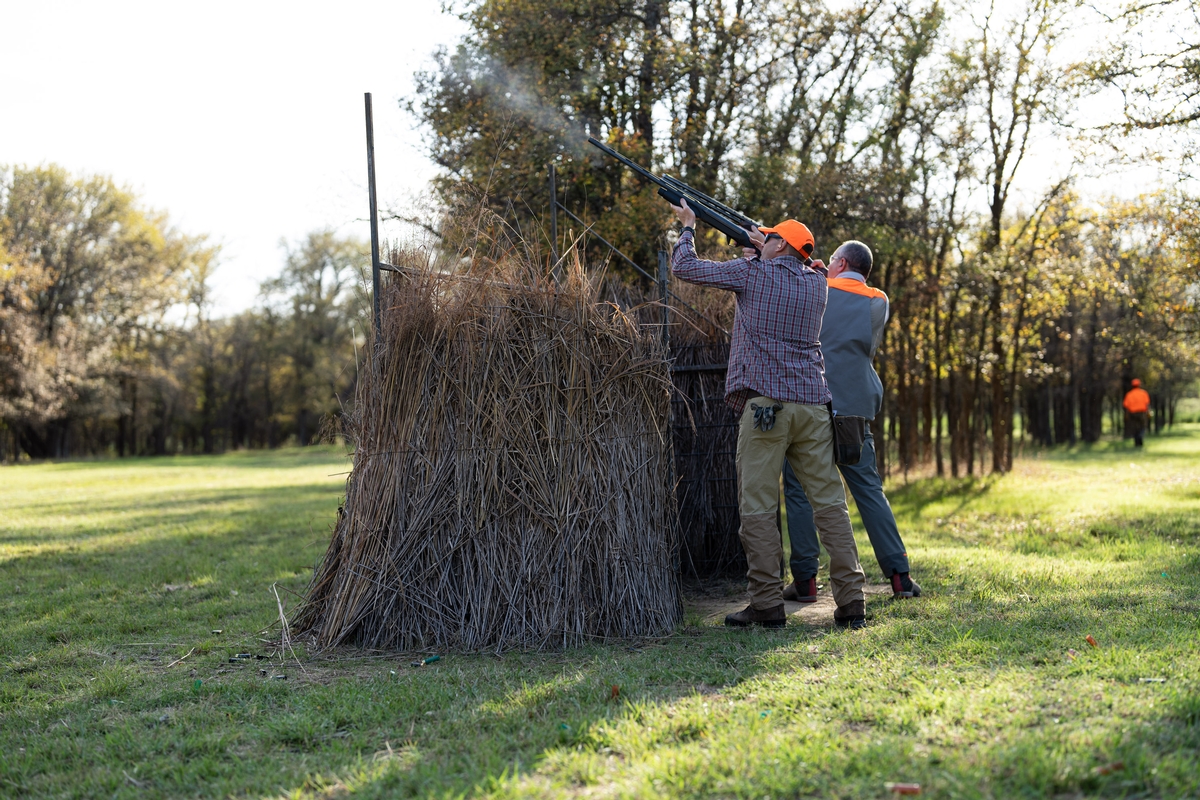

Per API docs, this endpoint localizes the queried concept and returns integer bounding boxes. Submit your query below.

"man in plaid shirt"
[670,199,868,629]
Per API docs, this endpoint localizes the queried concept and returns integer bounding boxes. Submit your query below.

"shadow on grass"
[251,504,1200,799]
[264,531,1200,799]
[984,508,1200,559]
[0,482,343,548]
[0,480,344,663]
[885,475,995,524]
[7,445,352,473]
[1023,425,1200,464]
[257,632,801,798]
[1,611,803,797]
[1086,510,1200,544]
[0,467,801,798]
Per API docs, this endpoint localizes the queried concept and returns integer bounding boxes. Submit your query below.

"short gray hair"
[839,240,873,278]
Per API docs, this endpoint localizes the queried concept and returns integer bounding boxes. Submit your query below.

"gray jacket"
[820,275,888,420]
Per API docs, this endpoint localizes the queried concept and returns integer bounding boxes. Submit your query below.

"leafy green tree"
[0,165,206,458]
[412,0,1199,481]
[262,230,366,445]
[1085,0,1200,165]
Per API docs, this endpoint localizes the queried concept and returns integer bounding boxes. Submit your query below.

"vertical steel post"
[658,247,681,596]
[658,250,670,349]
[365,92,382,349]
[548,163,559,271]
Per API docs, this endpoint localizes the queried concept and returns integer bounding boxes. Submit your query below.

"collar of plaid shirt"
[671,229,831,413]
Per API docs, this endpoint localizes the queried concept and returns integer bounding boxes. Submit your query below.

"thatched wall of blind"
[295,254,681,652]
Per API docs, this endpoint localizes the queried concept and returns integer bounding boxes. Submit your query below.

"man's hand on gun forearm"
[742,225,765,259]
[670,198,697,229]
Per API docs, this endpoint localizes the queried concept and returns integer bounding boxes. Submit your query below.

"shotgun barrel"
[587,137,757,249]
[660,175,761,231]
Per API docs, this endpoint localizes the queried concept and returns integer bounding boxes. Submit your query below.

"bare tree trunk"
[966,304,989,476]
[1004,268,1032,468]
[1079,293,1104,443]
[922,359,934,465]
[130,378,139,456]
[117,376,129,458]
[989,281,1008,474]
[948,369,960,477]
[898,327,911,477]
[966,374,978,477]
[634,0,664,146]
[933,297,945,477]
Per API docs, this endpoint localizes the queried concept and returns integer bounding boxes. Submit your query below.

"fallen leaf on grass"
[885,782,921,795]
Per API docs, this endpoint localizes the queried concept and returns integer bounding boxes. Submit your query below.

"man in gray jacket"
[781,240,922,602]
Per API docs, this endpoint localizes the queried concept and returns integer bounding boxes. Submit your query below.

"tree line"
[0,165,367,460]
[3,0,1197,469]
[412,0,1200,476]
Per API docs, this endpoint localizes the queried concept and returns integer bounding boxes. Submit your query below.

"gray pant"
[784,431,910,580]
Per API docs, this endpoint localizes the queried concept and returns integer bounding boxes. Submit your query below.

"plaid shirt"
[672,228,831,413]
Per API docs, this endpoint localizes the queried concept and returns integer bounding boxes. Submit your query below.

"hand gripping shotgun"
[587,137,761,250]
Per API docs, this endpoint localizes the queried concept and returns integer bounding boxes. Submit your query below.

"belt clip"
[751,402,783,431]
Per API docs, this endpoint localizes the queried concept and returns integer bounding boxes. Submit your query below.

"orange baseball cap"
[1131,378,1142,387]
[758,220,815,257]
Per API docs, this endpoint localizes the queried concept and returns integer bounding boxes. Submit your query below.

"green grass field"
[1,432,1198,799]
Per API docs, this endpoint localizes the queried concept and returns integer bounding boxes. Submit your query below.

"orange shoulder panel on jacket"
[827,277,886,300]
[1123,388,1150,414]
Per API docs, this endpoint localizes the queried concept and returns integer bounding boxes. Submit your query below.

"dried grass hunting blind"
[295,233,682,652]
[599,258,745,580]
[664,286,743,579]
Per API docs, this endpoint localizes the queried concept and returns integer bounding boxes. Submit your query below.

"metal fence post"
[549,163,559,273]
[658,248,681,591]
[365,93,382,350]
[658,250,670,349]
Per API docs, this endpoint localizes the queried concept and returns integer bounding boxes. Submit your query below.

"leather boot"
[834,599,866,630]
[890,572,922,599]
[724,603,786,629]
[782,576,818,603]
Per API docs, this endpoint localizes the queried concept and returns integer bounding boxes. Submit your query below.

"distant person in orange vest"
[1123,379,1151,447]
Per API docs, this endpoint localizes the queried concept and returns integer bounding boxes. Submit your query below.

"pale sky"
[2,2,1181,317]
[1,0,468,314]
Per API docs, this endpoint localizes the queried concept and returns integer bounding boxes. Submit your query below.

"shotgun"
[587,137,761,249]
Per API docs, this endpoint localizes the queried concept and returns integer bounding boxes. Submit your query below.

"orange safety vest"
[1123,387,1150,414]
[827,276,887,300]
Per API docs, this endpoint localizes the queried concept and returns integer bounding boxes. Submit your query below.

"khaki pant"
[735,397,866,610]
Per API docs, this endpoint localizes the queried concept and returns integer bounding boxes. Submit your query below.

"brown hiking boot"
[834,599,866,630]
[724,603,786,629]
[782,577,818,603]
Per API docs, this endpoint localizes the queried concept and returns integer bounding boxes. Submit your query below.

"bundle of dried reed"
[601,269,744,578]
[662,280,744,578]
[294,246,680,652]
